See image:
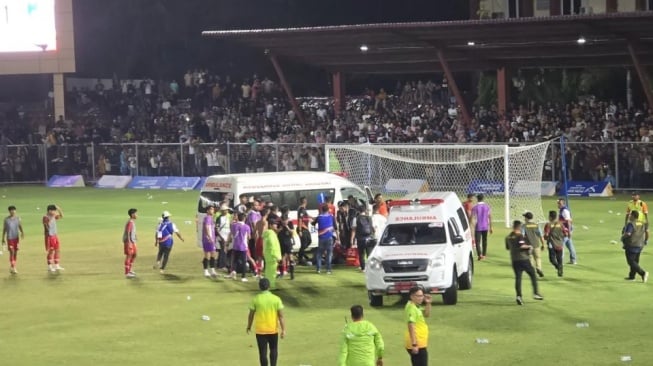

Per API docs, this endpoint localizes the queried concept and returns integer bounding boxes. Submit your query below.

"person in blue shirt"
[313,205,336,274]
[154,210,185,274]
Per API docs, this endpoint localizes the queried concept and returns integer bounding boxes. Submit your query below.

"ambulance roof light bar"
[388,198,444,207]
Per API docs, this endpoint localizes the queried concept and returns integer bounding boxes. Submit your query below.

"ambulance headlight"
[429,254,445,268]
[368,257,382,271]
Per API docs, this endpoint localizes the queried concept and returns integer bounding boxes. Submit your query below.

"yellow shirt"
[249,291,284,335]
[404,302,428,349]
[627,200,649,224]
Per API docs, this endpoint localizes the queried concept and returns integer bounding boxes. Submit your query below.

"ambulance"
[196,172,372,251]
[365,192,474,306]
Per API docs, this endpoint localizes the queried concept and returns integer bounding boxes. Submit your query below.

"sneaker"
[569,261,577,265]
[643,272,649,283]
[48,265,56,273]
[9,267,17,274]
[624,277,636,281]
[153,262,160,270]
[536,269,544,278]
[477,256,483,261]
[159,269,165,274]
[126,272,136,279]
[224,271,236,279]
[516,296,524,305]
[210,269,218,277]
[203,269,211,277]
[557,267,563,277]
[55,265,64,271]
[533,294,544,300]
[241,277,249,282]
[327,271,332,275]
[316,270,321,274]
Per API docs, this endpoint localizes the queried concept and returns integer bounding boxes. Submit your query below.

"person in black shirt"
[505,220,543,305]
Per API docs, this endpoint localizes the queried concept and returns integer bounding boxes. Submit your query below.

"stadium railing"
[0,141,650,191]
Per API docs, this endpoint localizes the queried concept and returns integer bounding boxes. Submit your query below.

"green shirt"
[263,229,282,262]
[338,320,384,366]
[404,302,428,349]
[249,290,284,335]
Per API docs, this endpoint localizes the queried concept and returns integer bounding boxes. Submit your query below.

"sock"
[209,257,216,269]
[202,258,209,269]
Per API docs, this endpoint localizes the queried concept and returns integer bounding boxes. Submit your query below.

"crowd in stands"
[0,69,652,187]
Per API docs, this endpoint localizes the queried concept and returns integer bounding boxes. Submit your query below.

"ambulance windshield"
[380,223,447,246]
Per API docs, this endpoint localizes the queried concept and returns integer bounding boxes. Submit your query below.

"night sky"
[72,0,467,79]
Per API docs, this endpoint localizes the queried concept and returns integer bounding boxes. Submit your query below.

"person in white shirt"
[371,204,387,245]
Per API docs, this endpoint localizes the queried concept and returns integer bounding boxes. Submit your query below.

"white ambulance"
[365,192,474,306]
[196,172,372,251]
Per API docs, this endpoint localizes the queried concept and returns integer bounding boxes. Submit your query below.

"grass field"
[0,187,651,366]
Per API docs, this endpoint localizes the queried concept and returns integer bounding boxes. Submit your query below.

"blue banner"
[127,176,168,189]
[163,177,201,190]
[195,177,207,190]
[467,180,504,195]
[47,175,85,187]
[558,181,613,197]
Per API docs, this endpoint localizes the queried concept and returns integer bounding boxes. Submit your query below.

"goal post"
[325,142,552,227]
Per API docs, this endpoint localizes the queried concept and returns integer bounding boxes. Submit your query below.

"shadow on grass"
[161,273,189,282]
[272,289,301,307]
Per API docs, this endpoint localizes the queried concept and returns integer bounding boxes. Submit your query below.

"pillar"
[53,73,66,121]
[436,49,472,127]
[497,67,510,117]
[332,71,345,116]
[627,42,653,111]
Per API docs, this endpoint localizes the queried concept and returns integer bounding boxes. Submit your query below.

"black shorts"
[281,242,293,255]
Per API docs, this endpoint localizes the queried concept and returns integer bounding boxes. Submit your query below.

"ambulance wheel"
[442,267,458,305]
[369,292,384,307]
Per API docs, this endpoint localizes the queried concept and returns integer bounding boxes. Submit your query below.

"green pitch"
[0,187,650,366]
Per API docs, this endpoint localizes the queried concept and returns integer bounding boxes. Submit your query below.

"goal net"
[325,142,552,226]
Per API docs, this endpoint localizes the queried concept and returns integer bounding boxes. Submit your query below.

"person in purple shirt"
[471,194,493,260]
[228,212,252,282]
[202,205,218,278]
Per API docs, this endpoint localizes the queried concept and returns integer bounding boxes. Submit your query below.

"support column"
[497,67,510,117]
[53,73,66,121]
[550,0,561,15]
[469,0,480,19]
[627,42,653,110]
[269,54,306,125]
[332,71,346,117]
[436,49,472,126]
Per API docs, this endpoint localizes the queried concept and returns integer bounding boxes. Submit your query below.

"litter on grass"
[201,315,210,321]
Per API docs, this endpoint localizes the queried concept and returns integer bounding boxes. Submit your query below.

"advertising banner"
[95,175,132,189]
[47,175,85,187]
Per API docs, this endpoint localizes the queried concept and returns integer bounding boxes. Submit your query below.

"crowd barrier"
[3,141,652,191]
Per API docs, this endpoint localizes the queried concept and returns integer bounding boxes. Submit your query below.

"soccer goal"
[325,142,552,227]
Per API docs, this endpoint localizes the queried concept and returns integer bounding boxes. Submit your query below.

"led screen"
[0,0,56,52]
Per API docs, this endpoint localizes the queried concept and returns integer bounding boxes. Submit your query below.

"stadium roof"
[202,11,653,74]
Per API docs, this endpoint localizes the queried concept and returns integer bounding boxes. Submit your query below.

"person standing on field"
[263,218,283,289]
[351,206,374,272]
[471,194,492,260]
[201,205,218,278]
[557,198,577,264]
[462,193,474,221]
[621,211,649,283]
[522,212,545,277]
[371,204,387,246]
[227,212,251,281]
[506,220,543,305]
[543,210,568,277]
[338,305,384,366]
[154,210,184,274]
[247,277,286,366]
[123,208,138,278]
[625,192,649,245]
[2,205,24,274]
[405,286,431,366]
[43,204,64,273]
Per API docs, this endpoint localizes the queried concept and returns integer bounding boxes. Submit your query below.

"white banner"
[95,175,132,189]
